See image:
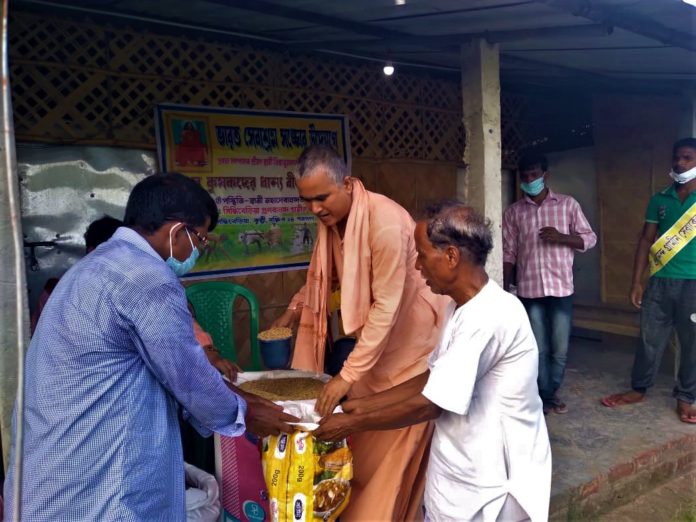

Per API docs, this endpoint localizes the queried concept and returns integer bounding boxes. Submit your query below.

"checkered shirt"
[502,190,597,298]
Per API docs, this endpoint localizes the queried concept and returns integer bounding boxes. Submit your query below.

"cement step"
[600,472,696,522]
[547,335,695,521]
[550,433,696,520]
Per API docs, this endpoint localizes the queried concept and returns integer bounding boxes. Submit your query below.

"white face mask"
[669,165,696,184]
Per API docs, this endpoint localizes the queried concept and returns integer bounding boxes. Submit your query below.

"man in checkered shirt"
[503,152,597,415]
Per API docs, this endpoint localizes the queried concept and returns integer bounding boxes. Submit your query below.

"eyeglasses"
[185,225,209,248]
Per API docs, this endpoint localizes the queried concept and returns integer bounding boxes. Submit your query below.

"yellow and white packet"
[263,431,351,522]
[239,371,352,522]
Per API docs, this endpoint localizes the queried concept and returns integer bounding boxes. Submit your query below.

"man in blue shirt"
[4,173,297,520]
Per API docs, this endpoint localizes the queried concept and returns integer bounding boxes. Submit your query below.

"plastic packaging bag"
[240,370,353,522]
[185,462,221,522]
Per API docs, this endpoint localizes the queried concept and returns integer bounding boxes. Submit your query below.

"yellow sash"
[648,200,696,276]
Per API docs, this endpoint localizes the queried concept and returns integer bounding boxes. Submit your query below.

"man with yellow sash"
[602,138,696,423]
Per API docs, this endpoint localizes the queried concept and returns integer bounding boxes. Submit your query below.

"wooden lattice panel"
[379,104,422,158]
[11,62,110,142]
[380,73,422,106]
[280,53,381,101]
[109,75,182,146]
[422,109,464,162]
[7,10,538,162]
[501,92,528,169]
[178,81,245,109]
[342,98,380,158]
[10,14,108,69]
[419,77,461,111]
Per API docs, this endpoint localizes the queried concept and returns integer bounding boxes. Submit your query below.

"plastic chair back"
[185,281,262,371]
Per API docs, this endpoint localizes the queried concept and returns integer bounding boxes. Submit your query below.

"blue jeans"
[519,295,574,403]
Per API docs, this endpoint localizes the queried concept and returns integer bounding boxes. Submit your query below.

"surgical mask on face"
[520,176,546,196]
[165,223,199,277]
[669,165,696,184]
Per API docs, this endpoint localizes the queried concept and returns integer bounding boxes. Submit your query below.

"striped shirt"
[502,190,596,298]
[4,227,246,521]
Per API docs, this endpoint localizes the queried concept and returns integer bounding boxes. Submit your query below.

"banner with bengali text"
[154,104,350,278]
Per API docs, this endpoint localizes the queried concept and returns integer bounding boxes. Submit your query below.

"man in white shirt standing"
[315,202,551,521]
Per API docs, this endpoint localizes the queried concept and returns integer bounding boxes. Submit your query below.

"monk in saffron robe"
[175,121,208,167]
[273,145,448,521]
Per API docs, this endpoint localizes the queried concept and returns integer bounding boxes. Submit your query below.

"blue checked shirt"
[4,227,246,521]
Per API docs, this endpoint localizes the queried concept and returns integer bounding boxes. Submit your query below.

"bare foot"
[601,391,645,407]
[677,400,696,424]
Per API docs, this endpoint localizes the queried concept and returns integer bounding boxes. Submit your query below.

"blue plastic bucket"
[259,337,292,370]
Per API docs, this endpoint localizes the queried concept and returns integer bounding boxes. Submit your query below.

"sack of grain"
[237,370,353,522]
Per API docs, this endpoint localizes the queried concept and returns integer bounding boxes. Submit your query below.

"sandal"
[600,392,645,408]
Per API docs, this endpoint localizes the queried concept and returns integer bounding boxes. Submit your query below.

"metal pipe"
[1,0,28,518]
[293,23,613,48]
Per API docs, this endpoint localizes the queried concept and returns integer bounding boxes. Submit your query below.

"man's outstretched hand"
[231,384,300,437]
[315,375,352,418]
[314,412,355,442]
[246,400,300,437]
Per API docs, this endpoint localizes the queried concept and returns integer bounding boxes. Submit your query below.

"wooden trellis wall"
[501,92,528,169]
[9,11,466,162]
[9,10,527,165]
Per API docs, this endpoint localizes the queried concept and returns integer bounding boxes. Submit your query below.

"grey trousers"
[631,277,696,403]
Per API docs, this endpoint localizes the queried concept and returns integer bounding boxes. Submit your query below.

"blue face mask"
[165,223,200,277]
[520,176,546,196]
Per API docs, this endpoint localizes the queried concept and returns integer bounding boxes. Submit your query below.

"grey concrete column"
[458,39,503,284]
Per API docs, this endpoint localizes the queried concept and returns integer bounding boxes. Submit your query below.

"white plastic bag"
[185,462,220,522]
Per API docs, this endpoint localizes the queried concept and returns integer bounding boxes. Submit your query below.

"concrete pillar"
[458,39,503,284]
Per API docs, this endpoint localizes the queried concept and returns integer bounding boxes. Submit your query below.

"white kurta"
[422,280,552,522]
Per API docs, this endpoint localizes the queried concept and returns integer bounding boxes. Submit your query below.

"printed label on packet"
[292,493,307,521]
[269,498,279,522]
[264,435,288,522]
[286,432,314,520]
[275,434,289,459]
[294,432,308,455]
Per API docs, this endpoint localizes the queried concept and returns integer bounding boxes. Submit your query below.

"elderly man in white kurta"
[423,279,550,521]
[315,202,551,522]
